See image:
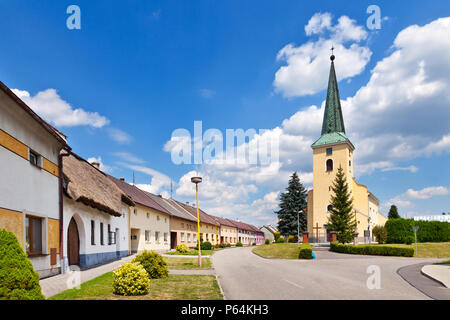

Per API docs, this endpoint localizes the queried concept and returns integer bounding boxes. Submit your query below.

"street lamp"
[191,176,202,267]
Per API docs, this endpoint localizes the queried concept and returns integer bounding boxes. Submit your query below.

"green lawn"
[50,272,223,300]
[165,257,212,269]
[378,242,450,258]
[252,243,301,259]
[165,249,216,256]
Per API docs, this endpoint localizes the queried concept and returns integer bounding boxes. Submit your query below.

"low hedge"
[236,242,243,247]
[386,218,449,244]
[330,242,414,257]
[298,243,313,259]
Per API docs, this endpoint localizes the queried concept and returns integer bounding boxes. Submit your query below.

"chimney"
[91,162,100,169]
[158,195,162,198]
[186,202,189,206]
[120,177,125,182]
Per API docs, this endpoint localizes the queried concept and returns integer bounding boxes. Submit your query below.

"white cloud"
[12,88,109,128]
[274,13,371,97]
[107,128,132,144]
[87,156,112,173]
[113,152,145,164]
[382,186,449,211]
[118,163,172,195]
[381,165,418,173]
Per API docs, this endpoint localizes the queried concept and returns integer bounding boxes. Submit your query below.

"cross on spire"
[330,45,335,61]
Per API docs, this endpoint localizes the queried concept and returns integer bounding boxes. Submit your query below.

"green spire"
[321,57,345,135]
[312,55,353,149]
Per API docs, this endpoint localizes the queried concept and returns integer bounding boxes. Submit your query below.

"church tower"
[307,53,356,240]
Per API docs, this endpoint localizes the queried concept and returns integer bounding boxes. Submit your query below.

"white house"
[0,81,69,278]
[109,176,172,253]
[62,153,134,271]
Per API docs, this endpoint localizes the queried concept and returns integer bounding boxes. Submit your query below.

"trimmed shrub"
[275,236,285,243]
[264,239,270,245]
[132,250,168,279]
[0,229,45,300]
[252,242,256,246]
[236,242,243,247]
[274,232,281,242]
[200,241,213,250]
[330,242,414,257]
[288,235,299,243]
[386,219,449,244]
[298,243,313,259]
[113,261,150,296]
[225,243,231,248]
[176,243,189,253]
[372,225,387,244]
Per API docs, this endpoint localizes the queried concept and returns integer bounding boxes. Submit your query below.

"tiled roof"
[210,215,237,227]
[144,193,197,222]
[108,176,170,215]
[172,200,220,226]
[311,132,354,148]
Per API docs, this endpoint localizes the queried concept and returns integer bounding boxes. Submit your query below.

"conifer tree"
[327,166,356,243]
[388,205,401,219]
[275,172,308,238]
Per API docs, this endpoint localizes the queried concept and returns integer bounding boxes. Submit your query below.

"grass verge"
[379,242,450,258]
[50,273,223,300]
[165,257,212,269]
[252,243,301,259]
[166,250,215,256]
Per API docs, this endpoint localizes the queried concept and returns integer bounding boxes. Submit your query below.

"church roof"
[312,55,352,148]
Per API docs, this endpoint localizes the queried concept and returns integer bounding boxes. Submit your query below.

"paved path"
[422,264,450,288]
[212,246,447,300]
[398,263,450,300]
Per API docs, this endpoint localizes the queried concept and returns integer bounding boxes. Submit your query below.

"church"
[306,53,387,242]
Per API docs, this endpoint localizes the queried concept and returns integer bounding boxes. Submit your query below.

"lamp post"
[191,176,202,267]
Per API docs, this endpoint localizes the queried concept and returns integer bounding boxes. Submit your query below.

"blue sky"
[1,1,449,225]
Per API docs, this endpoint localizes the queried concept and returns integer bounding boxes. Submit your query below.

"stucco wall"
[170,216,198,248]
[62,197,130,271]
[129,204,170,252]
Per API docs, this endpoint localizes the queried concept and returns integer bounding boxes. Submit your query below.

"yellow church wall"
[310,142,354,235]
[307,190,314,234]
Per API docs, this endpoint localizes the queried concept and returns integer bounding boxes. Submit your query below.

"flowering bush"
[176,243,189,253]
[132,250,168,279]
[112,262,150,296]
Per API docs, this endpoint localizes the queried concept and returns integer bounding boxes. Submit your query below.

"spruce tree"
[388,205,400,219]
[327,166,356,244]
[275,172,308,238]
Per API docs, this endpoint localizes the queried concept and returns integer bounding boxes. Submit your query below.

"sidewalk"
[422,264,450,288]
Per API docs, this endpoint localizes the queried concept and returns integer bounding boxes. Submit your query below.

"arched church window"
[327,205,333,212]
[326,159,333,171]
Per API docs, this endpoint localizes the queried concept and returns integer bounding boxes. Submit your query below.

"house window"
[145,230,151,242]
[187,233,191,242]
[25,216,42,255]
[165,218,167,223]
[91,220,95,245]
[326,159,333,171]
[108,224,116,245]
[100,222,104,245]
[147,212,150,218]
[193,234,197,242]
[29,150,41,167]
[181,233,185,242]
[326,148,332,155]
[155,232,160,243]
[134,209,137,215]
[164,233,168,242]
[157,215,160,221]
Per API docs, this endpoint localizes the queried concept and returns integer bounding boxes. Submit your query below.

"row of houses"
[0,80,265,279]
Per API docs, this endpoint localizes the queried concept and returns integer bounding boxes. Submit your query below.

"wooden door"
[68,218,80,266]
[170,232,177,249]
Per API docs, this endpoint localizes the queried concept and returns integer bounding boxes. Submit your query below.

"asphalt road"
[211,246,445,300]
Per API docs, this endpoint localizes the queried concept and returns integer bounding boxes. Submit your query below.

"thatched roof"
[63,153,135,216]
